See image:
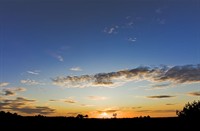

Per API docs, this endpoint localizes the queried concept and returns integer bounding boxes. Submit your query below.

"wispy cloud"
[155,8,162,14]
[127,37,136,42]
[155,7,166,25]
[126,16,131,19]
[1,87,26,96]
[127,21,134,26]
[49,97,77,104]
[147,95,175,99]
[0,82,9,87]
[104,26,119,34]
[66,112,80,117]
[137,109,175,113]
[20,79,44,85]
[64,99,77,104]
[63,97,77,104]
[87,96,108,100]
[132,106,142,109]
[47,50,64,62]
[156,18,166,24]
[52,64,200,88]
[0,97,55,115]
[166,103,176,106]
[27,70,40,75]
[97,109,119,114]
[80,104,94,107]
[55,54,64,62]
[70,67,82,71]
[151,83,171,89]
[188,91,200,96]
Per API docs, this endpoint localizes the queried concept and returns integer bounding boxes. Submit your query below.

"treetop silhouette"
[176,100,200,120]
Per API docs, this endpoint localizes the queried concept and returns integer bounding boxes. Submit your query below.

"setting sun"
[100,112,109,118]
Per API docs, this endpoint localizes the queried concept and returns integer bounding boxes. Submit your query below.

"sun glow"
[100,112,108,118]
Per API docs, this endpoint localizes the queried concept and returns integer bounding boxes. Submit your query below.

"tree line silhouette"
[0,100,199,129]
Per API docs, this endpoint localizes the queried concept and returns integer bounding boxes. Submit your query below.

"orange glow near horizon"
[100,112,109,118]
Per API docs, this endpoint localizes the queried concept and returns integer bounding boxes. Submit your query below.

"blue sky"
[0,0,200,117]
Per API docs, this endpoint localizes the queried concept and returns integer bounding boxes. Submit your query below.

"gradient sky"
[0,0,200,118]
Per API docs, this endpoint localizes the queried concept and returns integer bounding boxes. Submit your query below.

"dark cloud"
[166,103,176,105]
[0,97,35,110]
[3,90,15,96]
[11,106,55,115]
[132,106,142,109]
[66,112,80,117]
[48,98,77,103]
[97,109,118,114]
[137,109,175,113]
[64,100,76,103]
[52,64,200,88]
[0,97,55,115]
[188,91,200,96]
[147,95,175,99]
[1,87,26,96]
[154,110,175,113]
[49,99,57,102]
[151,83,171,89]
[105,109,118,113]
[157,65,200,83]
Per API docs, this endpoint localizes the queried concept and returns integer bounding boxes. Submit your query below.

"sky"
[0,0,200,118]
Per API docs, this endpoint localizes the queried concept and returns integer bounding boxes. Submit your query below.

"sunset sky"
[0,0,200,118]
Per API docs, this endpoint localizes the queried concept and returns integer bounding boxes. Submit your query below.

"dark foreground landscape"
[1,101,199,130]
[0,116,199,130]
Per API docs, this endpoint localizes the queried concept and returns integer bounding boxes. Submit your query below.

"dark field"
[0,117,198,130]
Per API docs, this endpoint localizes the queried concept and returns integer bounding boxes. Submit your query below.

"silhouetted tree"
[143,115,150,119]
[35,114,45,117]
[0,111,21,119]
[113,113,117,118]
[76,114,88,119]
[176,100,200,120]
[84,114,88,118]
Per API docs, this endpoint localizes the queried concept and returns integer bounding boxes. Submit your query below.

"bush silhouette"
[76,114,88,119]
[0,111,21,119]
[176,100,200,120]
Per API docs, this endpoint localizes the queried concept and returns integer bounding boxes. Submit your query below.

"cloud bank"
[52,64,200,88]
[0,97,55,115]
